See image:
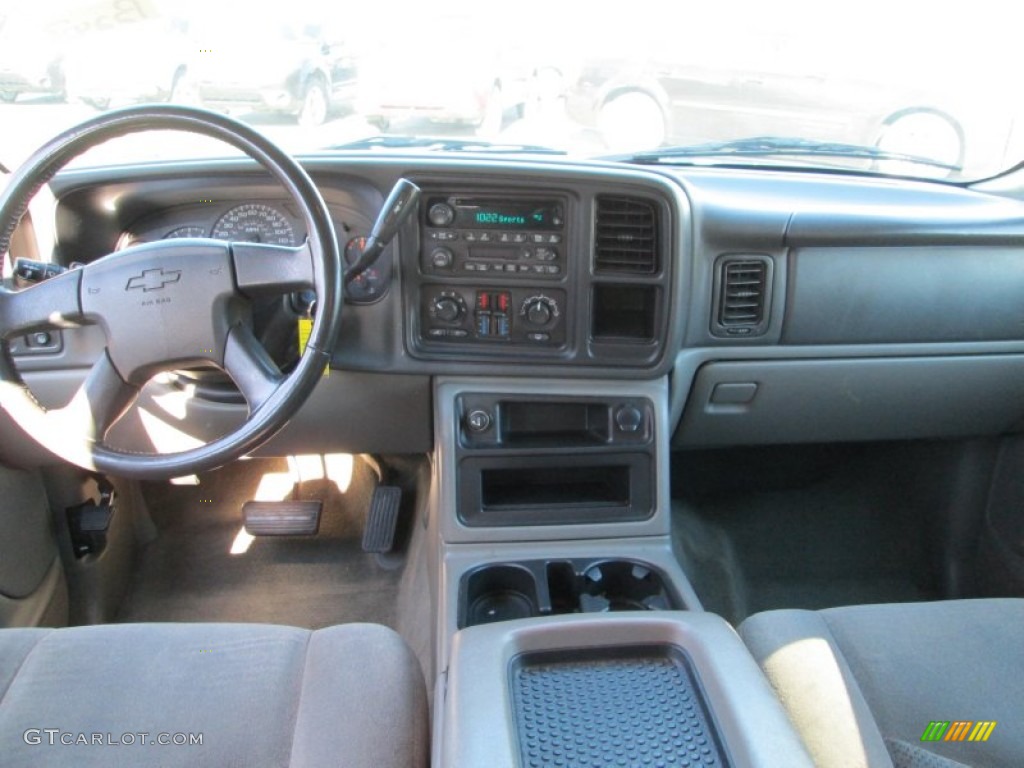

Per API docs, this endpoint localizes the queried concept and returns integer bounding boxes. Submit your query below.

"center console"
[419,177,777,766]
[437,613,814,768]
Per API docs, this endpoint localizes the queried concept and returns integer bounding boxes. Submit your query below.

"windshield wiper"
[614,136,960,173]
[326,135,565,155]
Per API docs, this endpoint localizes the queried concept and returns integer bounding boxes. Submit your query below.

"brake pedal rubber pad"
[243,500,322,536]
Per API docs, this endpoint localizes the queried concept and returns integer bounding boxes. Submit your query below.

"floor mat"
[117,457,402,629]
[672,444,939,625]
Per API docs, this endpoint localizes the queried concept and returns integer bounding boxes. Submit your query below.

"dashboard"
[6,153,1024,463]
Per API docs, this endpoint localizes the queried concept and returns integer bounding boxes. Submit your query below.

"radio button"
[527,332,550,342]
[513,233,528,243]
[535,247,557,261]
[478,232,492,242]
[531,233,546,243]
[548,234,562,244]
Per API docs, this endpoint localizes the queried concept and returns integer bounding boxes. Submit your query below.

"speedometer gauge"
[212,203,297,246]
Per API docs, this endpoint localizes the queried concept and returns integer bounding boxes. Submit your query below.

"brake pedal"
[362,486,402,553]
[243,500,322,536]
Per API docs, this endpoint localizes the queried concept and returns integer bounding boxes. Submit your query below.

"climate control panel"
[420,286,567,346]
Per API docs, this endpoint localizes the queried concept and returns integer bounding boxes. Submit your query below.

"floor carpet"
[116,457,402,630]
[672,444,939,625]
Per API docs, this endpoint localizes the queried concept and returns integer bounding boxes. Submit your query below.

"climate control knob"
[523,297,555,326]
[433,296,464,323]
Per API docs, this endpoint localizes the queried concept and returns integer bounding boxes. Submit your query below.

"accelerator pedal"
[243,500,322,536]
[362,486,402,553]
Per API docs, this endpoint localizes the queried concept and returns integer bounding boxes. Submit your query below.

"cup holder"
[460,559,676,628]
[580,560,672,612]
[462,564,540,628]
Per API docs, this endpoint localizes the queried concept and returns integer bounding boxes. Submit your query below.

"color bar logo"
[921,721,997,742]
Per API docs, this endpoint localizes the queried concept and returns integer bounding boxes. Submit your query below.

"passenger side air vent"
[714,256,772,337]
[594,196,658,275]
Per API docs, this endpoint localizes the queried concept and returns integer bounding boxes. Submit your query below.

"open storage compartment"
[459,453,653,527]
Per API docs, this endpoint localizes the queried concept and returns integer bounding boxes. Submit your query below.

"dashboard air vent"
[716,257,771,335]
[594,196,658,274]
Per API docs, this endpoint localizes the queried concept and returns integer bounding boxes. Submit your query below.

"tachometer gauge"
[212,203,297,246]
[344,235,388,302]
[164,225,207,239]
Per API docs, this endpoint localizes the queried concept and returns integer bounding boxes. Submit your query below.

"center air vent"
[715,256,772,336]
[594,196,658,274]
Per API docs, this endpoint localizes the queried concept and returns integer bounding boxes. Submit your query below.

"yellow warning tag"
[297,317,329,377]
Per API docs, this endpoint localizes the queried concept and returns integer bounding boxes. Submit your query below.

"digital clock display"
[475,211,528,226]
[453,199,562,230]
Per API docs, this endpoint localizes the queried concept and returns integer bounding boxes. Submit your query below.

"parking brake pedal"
[243,500,322,536]
[362,486,402,553]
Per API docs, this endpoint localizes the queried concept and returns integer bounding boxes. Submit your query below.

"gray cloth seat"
[739,599,1024,768]
[0,621,428,767]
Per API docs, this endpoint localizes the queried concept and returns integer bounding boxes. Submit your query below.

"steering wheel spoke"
[0,269,85,339]
[56,351,141,442]
[223,323,284,413]
[232,241,315,296]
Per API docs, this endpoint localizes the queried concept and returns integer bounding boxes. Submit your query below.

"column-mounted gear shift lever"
[344,178,421,285]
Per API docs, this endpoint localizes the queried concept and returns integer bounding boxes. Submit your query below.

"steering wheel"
[0,105,342,480]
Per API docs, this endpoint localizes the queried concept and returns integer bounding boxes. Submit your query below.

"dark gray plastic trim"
[784,245,1024,345]
[675,355,1024,447]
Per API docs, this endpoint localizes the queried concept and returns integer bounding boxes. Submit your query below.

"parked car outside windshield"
[0,0,1020,181]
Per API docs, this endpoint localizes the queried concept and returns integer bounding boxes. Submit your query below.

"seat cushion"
[739,599,1024,768]
[0,622,428,767]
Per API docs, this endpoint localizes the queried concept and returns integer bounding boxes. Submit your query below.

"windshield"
[1,0,1020,180]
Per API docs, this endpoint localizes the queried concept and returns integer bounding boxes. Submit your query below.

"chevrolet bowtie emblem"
[126,268,182,292]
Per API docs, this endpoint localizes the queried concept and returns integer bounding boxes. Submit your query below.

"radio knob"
[430,247,454,268]
[525,298,553,326]
[428,202,455,227]
[433,296,464,323]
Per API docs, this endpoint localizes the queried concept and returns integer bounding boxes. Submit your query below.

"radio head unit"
[421,194,567,280]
